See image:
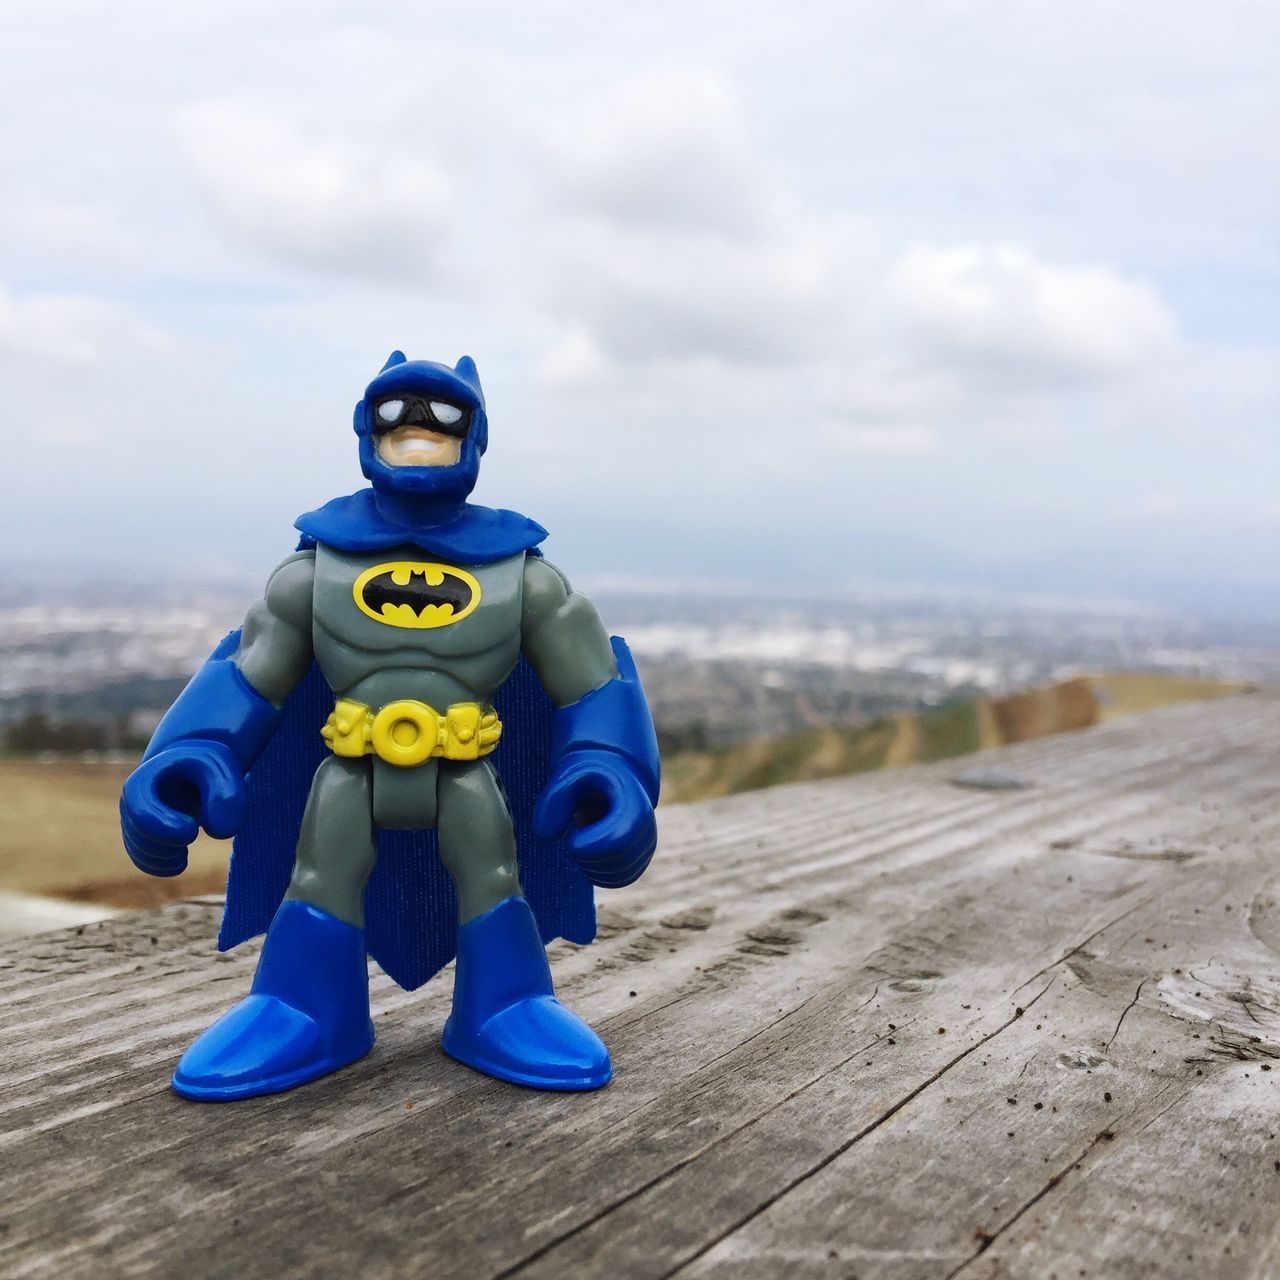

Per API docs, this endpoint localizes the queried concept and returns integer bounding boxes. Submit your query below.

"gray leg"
[371,758,438,830]
[436,760,522,923]
[284,756,377,927]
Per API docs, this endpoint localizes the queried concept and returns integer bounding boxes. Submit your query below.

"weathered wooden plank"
[0,692,1277,1279]
[672,791,1280,1278]
[513,767,1280,1280]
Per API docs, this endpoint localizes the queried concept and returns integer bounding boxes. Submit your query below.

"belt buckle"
[370,700,441,768]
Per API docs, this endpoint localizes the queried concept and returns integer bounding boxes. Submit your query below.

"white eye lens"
[430,401,464,425]
[376,399,404,423]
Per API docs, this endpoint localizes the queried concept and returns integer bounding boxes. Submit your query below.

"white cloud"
[527,68,1190,464]
[544,66,781,240]
[533,330,607,387]
[823,423,941,455]
[0,1,1276,603]
[1136,492,1182,518]
[9,201,145,273]
[177,102,456,282]
[543,218,850,364]
[0,284,169,369]
[891,244,1180,386]
[531,67,866,367]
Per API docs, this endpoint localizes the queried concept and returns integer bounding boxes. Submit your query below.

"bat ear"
[454,355,480,387]
[380,350,407,372]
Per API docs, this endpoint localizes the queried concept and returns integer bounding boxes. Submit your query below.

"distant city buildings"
[3,585,1278,747]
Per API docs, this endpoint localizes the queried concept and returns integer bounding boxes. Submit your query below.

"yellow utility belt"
[321,698,501,767]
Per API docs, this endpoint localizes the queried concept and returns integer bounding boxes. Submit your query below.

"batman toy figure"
[119,352,660,1100]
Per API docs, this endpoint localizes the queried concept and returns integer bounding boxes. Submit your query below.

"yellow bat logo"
[352,561,482,629]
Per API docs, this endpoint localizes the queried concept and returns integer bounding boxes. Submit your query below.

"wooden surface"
[3,692,1279,1279]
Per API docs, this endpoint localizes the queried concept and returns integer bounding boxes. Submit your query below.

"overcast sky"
[1,1,1276,615]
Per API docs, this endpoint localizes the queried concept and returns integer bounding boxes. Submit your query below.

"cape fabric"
[294,489,547,562]
[217,652,597,992]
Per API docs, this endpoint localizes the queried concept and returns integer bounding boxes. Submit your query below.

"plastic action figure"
[119,352,660,1100]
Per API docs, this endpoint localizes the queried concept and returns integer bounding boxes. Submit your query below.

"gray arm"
[520,556,618,708]
[234,550,316,707]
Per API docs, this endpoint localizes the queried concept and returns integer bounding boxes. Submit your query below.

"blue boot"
[442,896,611,1091]
[173,900,375,1101]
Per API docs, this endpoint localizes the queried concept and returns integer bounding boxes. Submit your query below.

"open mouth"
[376,426,462,468]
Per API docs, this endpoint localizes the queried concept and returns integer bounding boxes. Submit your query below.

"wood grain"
[2,692,1278,1279]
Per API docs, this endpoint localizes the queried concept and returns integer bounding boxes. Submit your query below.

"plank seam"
[942,1082,1185,1278]
[492,988,891,1279]
[654,978,1058,1280]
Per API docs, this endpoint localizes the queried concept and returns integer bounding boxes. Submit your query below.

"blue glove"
[119,632,280,878]
[534,637,661,889]
[534,750,657,888]
[120,741,248,876]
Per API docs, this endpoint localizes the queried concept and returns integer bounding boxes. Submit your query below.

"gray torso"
[312,545,526,708]
[232,536,619,854]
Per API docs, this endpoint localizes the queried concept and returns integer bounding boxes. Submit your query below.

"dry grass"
[659,673,1260,805]
[0,759,229,905]
[0,672,1261,906]
[1087,672,1257,720]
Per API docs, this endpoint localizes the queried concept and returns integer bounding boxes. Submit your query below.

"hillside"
[661,671,1255,802]
[0,672,1258,906]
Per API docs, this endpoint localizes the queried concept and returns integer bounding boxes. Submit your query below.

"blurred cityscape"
[2,576,1277,753]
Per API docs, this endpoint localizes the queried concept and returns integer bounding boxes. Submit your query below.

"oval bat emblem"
[352,561,481,629]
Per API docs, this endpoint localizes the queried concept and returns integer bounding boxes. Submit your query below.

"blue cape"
[295,489,547,561]
[217,503,593,992]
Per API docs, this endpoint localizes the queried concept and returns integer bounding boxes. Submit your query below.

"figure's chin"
[377,436,461,469]
[368,458,472,497]
[361,438,477,502]
[375,465,448,488]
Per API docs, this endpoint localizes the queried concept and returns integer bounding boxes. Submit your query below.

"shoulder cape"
[294,489,547,562]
